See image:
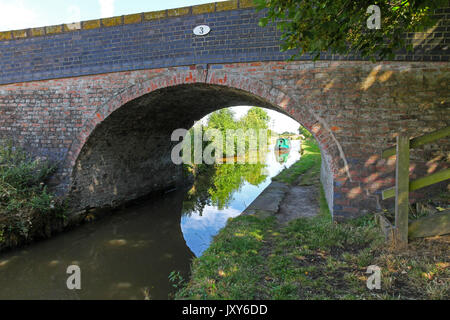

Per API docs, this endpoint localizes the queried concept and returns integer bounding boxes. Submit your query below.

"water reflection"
[275,149,290,164]
[181,141,301,257]
[0,141,300,299]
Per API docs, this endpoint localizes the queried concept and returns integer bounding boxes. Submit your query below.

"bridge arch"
[65,69,343,216]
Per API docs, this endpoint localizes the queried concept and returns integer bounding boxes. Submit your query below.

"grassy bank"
[175,139,449,300]
[272,138,321,186]
[0,143,65,251]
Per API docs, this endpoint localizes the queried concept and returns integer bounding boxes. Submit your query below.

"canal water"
[0,141,300,300]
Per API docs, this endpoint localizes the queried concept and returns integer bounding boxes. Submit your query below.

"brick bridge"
[0,1,448,220]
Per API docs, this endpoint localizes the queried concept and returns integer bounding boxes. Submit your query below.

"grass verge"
[176,139,449,300]
[272,139,321,185]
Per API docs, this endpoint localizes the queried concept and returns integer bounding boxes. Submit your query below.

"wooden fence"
[381,126,450,246]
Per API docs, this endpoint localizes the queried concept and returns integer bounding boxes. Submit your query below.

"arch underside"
[69,83,332,212]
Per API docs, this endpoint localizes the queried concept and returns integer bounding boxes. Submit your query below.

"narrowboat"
[275,137,291,152]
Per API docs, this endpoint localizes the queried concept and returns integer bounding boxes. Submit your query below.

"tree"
[256,0,446,61]
[206,107,271,155]
[239,107,270,130]
[238,107,270,151]
[207,108,237,132]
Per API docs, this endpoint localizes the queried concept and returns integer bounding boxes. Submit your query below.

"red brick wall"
[0,60,448,219]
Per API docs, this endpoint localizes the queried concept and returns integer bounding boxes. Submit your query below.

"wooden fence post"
[395,134,410,246]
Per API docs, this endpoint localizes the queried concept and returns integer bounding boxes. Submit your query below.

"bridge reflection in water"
[0,142,300,299]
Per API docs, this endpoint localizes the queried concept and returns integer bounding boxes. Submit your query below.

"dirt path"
[276,184,319,224]
[242,171,320,224]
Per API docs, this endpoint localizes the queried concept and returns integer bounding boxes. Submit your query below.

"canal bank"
[0,141,303,299]
[241,138,322,222]
[175,139,450,300]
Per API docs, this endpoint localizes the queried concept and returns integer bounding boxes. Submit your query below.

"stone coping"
[0,0,256,42]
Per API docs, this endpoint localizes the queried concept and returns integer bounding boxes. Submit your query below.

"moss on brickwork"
[0,32,9,41]
[30,27,45,37]
[168,7,190,17]
[46,25,62,34]
[0,1,256,43]
[12,29,28,39]
[124,13,142,25]
[101,16,122,27]
[216,0,238,11]
[239,0,256,8]
[192,3,215,15]
[143,10,167,21]
[0,31,12,40]
[82,19,101,30]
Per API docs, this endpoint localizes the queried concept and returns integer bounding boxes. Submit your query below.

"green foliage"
[238,107,270,150]
[239,107,269,130]
[298,126,312,139]
[182,125,210,164]
[0,142,64,246]
[207,108,238,132]
[0,142,55,213]
[182,108,271,164]
[0,143,54,194]
[206,108,237,156]
[182,107,272,215]
[182,164,217,215]
[255,0,447,61]
[208,107,270,155]
[183,162,268,215]
[210,163,267,209]
[168,271,185,289]
[208,107,269,132]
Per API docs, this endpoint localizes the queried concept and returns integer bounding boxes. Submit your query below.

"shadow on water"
[0,190,194,300]
[0,141,301,299]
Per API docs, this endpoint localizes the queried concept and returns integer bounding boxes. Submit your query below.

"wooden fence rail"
[381,126,450,246]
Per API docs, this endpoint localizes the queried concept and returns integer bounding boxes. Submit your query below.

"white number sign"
[193,25,210,36]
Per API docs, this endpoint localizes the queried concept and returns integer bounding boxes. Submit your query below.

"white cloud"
[98,0,114,18]
[266,109,300,134]
[0,0,38,31]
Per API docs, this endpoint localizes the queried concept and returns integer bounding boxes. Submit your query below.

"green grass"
[264,194,385,299]
[176,185,393,300]
[176,138,450,300]
[175,214,277,299]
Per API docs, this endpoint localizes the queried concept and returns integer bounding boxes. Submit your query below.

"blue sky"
[0,0,300,133]
[0,0,228,31]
